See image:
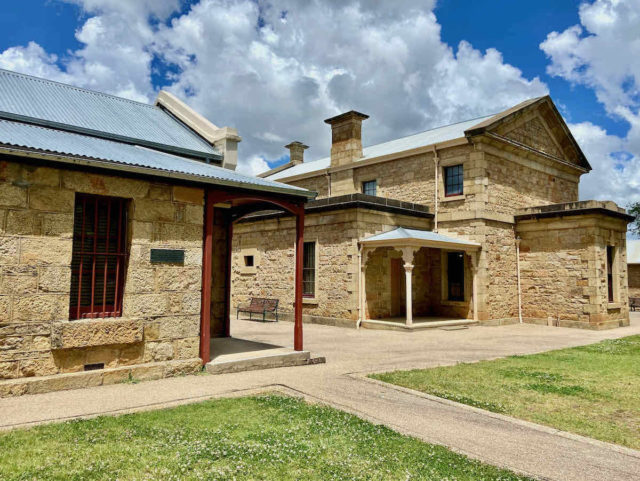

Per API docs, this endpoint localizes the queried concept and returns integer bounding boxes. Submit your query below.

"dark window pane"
[444,165,463,196]
[362,180,377,196]
[447,251,465,301]
[607,246,614,302]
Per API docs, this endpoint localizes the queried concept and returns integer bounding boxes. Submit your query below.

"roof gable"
[0,69,219,161]
[465,96,591,171]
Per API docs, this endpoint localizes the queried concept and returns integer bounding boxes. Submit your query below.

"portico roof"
[360,227,481,251]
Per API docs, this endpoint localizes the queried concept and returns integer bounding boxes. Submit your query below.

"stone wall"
[629,264,640,298]
[0,158,204,384]
[484,150,579,215]
[517,211,629,329]
[231,208,430,326]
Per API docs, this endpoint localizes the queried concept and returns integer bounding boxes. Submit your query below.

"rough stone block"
[12,294,67,321]
[62,171,149,198]
[20,238,72,265]
[0,183,27,208]
[51,319,143,349]
[38,266,71,293]
[28,186,74,212]
[133,198,174,222]
[173,186,204,205]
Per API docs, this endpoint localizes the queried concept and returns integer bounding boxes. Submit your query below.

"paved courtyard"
[2,315,640,481]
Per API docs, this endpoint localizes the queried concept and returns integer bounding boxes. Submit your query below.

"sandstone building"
[232,97,632,331]
[0,69,313,396]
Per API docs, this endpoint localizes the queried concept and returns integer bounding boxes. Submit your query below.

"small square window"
[362,180,377,196]
[444,165,464,197]
[244,255,254,267]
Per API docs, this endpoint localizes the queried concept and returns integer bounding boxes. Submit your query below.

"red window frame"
[69,194,129,320]
[302,241,316,298]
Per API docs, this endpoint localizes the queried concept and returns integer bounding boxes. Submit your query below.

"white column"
[471,252,479,322]
[401,247,417,326]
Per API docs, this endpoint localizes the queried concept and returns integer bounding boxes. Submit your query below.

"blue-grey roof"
[267,115,494,180]
[0,69,219,160]
[0,119,312,198]
[361,227,481,248]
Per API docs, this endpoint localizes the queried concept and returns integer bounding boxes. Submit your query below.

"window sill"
[440,194,465,203]
[239,267,257,275]
[302,297,319,305]
[607,302,621,310]
[51,319,143,350]
[441,299,467,306]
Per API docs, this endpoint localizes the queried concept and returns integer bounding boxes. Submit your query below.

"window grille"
[607,246,615,303]
[303,241,316,297]
[444,165,464,196]
[69,194,128,320]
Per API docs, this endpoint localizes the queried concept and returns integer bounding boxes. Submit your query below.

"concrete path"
[2,316,640,481]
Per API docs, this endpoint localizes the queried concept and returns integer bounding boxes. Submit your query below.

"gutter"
[0,145,316,200]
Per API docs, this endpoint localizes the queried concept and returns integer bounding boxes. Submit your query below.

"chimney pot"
[285,141,309,165]
[324,110,369,167]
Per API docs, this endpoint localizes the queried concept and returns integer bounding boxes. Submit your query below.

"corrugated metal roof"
[0,119,311,197]
[0,69,219,159]
[361,227,481,247]
[267,115,494,180]
[628,240,640,264]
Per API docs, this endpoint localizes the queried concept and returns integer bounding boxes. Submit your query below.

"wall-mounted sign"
[150,249,185,265]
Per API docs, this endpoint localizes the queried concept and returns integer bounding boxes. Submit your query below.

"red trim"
[199,188,306,361]
[199,192,214,365]
[294,207,304,351]
[224,220,233,338]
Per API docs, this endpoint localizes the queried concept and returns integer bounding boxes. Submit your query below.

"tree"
[628,202,640,236]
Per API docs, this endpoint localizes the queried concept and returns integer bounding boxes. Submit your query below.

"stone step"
[205,349,313,375]
[361,319,478,331]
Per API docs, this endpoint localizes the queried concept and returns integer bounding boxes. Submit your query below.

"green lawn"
[0,395,531,481]
[371,335,640,449]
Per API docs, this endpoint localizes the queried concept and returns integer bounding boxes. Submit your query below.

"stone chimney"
[285,141,308,165]
[324,111,369,167]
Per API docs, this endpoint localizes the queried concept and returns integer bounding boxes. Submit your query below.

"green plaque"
[150,249,185,265]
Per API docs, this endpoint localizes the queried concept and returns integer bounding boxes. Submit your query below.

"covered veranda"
[359,228,481,329]
[199,187,315,372]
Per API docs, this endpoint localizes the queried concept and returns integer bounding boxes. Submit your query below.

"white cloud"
[0,0,549,176]
[541,0,640,206]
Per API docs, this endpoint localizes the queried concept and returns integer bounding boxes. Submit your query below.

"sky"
[0,0,638,207]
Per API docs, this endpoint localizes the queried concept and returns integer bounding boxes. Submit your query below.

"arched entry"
[199,188,306,364]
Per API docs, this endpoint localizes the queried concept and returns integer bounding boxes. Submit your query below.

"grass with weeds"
[0,395,533,481]
[371,335,640,449]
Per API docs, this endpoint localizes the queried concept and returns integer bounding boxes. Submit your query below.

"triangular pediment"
[465,96,591,170]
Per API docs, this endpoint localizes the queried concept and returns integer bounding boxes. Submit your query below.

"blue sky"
[0,1,638,205]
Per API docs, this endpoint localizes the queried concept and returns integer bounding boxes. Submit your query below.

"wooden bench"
[236,298,279,322]
[630,298,640,312]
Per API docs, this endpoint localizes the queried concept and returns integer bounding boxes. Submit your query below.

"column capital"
[400,246,417,266]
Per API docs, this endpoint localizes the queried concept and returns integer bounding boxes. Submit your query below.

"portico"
[359,228,481,328]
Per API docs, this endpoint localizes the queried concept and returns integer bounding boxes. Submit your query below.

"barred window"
[447,252,465,301]
[362,180,377,196]
[607,246,615,303]
[303,241,316,297]
[69,194,128,320]
[444,164,464,196]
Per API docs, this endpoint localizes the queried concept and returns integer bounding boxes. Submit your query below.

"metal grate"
[69,194,128,320]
